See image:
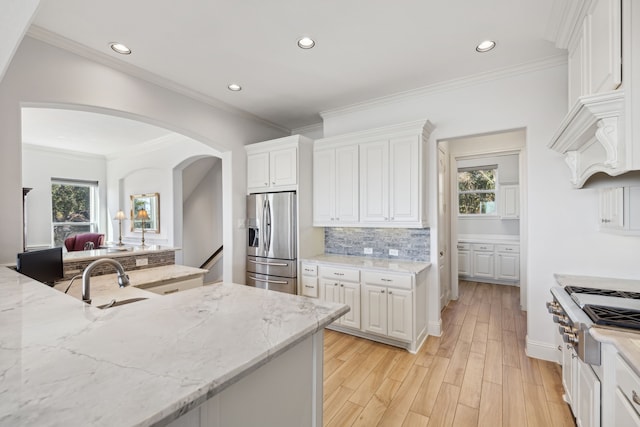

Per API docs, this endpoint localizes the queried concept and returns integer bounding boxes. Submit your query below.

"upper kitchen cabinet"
[313,144,359,225]
[549,0,640,187]
[246,135,311,193]
[314,119,435,228]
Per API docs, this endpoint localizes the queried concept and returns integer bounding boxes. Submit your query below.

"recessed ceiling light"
[297,36,316,49]
[476,40,496,53]
[228,83,242,91]
[109,42,132,55]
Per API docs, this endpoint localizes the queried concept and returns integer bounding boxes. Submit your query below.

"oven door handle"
[248,275,289,285]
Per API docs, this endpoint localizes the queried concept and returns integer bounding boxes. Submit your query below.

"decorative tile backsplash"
[324,228,430,261]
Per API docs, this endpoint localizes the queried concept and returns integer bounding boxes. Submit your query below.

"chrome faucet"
[82,258,130,304]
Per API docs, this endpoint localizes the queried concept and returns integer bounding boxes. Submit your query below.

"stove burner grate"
[583,304,640,330]
[564,286,640,300]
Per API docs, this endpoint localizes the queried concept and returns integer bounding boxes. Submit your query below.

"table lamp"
[114,210,126,246]
[135,209,149,247]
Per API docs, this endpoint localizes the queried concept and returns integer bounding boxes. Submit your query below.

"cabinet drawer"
[362,271,412,290]
[617,354,640,416]
[457,242,471,251]
[301,275,318,298]
[496,244,519,254]
[319,266,360,282]
[301,263,317,277]
[472,243,494,252]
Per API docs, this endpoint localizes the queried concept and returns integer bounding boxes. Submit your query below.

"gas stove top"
[563,285,640,331]
[582,305,640,330]
[564,285,640,300]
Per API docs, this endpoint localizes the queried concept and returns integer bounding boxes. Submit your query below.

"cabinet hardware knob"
[304,285,314,288]
[264,182,268,186]
[271,181,275,185]
[439,251,444,256]
[633,390,640,406]
[164,288,180,295]
[340,284,344,287]
[390,217,394,220]
[557,345,562,351]
[389,291,393,294]
[336,217,340,220]
[571,353,577,359]
[381,290,385,293]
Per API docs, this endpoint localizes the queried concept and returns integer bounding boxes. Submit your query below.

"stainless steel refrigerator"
[246,192,297,294]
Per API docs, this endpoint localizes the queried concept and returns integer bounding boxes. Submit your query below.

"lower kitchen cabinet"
[577,359,601,427]
[362,284,412,342]
[458,239,520,284]
[312,260,428,353]
[472,244,495,279]
[562,344,578,409]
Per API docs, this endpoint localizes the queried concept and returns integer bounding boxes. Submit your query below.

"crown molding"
[26,26,291,135]
[22,142,107,160]
[546,0,593,49]
[290,122,323,137]
[320,55,567,121]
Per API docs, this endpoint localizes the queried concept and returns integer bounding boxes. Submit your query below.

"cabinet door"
[387,288,413,342]
[587,0,622,95]
[334,145,359,223]
[496,253,519,281]
[614,388,640,427]
[577,359,601,427]
[247,152,270,191]
[389,136,420,222]
[499,185,520,219]
[360,140,389,222]
[458,250,471,276]
[320,279,340,304]
[362,284,387,335]
[599,187,624,229]
[562,344,577,411]
[313,149,335,223]
[568,21,587,106]
[340,282,361,329]
[473,252,494,278]
[270,147,297,187]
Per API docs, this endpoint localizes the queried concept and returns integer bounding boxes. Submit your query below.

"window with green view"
[458,167,497,215]
[51,179,99,247]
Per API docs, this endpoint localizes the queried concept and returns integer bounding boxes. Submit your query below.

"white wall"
[21,144,107,248]
[182,157,222,268]
[0,36,287,283]
[321,62,640,361]
[0,0,39,82]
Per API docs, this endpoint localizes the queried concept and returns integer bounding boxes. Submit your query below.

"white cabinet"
[360,136,421,225]
[577,359,601,427]
[319,266,361,329]
[614,353,640,426]
[246,136,308,194]
[499,184,520,219]
[361,271,413,342]
[247,146,297,192]
[562,344,578,410]
[599,187,624,230]
[313,145,359,225]
[458,240,519,284]
[457,243,471,276]
[314,119,434,228]
[496,244,520,281]
[472,244,494,279]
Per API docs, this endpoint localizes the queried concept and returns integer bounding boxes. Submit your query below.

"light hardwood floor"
[322,280,576,427]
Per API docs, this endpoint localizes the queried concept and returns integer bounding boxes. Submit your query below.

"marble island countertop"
[0,267,348,427]
[302,254,431,274]
[52,264,207,307]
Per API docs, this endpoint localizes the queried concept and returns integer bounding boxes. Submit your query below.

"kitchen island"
[0,267,348,426]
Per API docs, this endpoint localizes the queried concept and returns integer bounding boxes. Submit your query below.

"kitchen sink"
[96,297,148,309]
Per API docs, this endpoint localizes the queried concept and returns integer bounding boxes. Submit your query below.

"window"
[458,167,497,215]
[51,179,99,247]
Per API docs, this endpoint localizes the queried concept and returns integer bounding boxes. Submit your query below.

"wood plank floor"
[323,280,576,427]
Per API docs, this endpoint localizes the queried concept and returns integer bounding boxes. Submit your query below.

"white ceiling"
[30,0,564,132]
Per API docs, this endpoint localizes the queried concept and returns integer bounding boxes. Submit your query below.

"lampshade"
[114,210,126,220]
[135,209,149,220]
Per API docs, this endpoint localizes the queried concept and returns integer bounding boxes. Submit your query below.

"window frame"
[457,166,499,217]
[51,178,100,246]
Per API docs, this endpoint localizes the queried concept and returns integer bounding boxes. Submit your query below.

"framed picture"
[130,193,159,232]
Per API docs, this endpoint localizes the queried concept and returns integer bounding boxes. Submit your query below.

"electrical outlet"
[389,249,399,257]
[363,247,373,255]
[136,258,148,267]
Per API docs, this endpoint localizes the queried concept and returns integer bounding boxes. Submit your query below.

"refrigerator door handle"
[261,197,268,256]
[248,275,289,285]
[248,259,289,267]
[265,198,272,254]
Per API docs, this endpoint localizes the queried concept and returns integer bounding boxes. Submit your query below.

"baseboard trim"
[427,320,442,337]
[526,335,561,363]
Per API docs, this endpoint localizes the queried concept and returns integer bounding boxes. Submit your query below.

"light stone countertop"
[63,245,178,262]
[0,267,348,427]
[457,234,520,244]
[301,254,431,274]
[52,264,207,307]
[554,273,640,293]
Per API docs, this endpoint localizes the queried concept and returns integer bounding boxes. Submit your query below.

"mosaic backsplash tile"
[324,228,430,261]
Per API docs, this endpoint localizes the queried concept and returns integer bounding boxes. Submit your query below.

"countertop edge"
[589,327,640,377]
[300,254,431,274]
